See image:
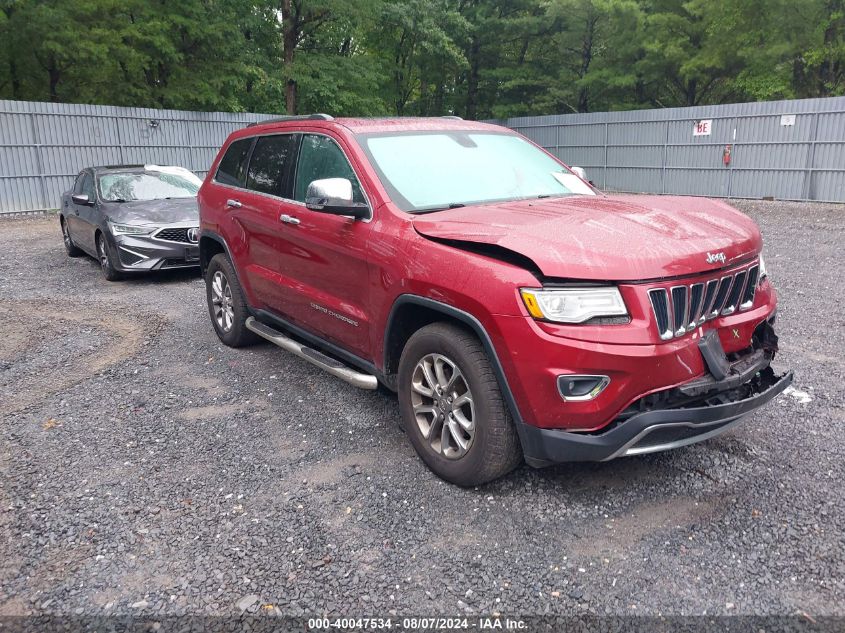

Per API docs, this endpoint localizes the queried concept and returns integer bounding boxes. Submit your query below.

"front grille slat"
[722,270,747,315]
[648,261,761,340]
[648,288,673,340]
[688,283,704,329]
[710,276,734,318]
[671,286,688,336]
[741,265,759,308]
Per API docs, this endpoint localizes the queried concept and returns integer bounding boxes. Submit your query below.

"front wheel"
[96,233,122,281]
[398,322,522,486]
[205,253,257,347]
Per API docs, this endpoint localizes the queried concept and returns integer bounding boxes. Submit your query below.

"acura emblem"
[186,227,199,243]
[705,251,726,265]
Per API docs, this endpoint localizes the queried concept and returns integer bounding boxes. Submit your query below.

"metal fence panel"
[0,100,269,213]
[492,96,845,203]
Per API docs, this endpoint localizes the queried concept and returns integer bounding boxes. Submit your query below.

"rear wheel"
[205,253,257,347]
[96,232,122,281]
[60,217,83,257]
[398,322,522,486]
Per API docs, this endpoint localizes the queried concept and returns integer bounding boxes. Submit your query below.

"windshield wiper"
[414,202,466,214]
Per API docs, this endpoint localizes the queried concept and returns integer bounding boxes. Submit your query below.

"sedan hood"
[103,197,198,225]
[412,194,762,281]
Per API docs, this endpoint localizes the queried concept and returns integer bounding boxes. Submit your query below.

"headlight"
[109,222,154,235]
[758,253,768,284]
[520,287,628,323]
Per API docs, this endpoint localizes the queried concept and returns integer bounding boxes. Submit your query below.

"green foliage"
[0,0,842,115]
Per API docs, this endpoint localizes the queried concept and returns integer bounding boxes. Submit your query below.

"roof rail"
[441,115,463,120]
[248,113,334,127]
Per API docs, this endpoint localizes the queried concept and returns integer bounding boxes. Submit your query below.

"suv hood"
[412,194,762,281]
[103,197,198,225]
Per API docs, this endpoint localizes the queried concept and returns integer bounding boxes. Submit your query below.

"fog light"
[557,374,610,401]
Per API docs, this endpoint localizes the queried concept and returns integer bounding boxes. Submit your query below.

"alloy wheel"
[211,270,234,332]
[410,353,475,459]
[62,221,71,249]
[97,236,109,270]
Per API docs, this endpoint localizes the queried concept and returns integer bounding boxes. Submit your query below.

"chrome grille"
[648,264,760,340]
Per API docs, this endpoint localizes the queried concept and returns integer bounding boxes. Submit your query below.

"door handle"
[280,214,301,225]
[226,199,242,209]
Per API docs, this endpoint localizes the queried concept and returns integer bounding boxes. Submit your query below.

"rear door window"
[245,134,297,197]
[294,135,364,203]
[215,138,253,188]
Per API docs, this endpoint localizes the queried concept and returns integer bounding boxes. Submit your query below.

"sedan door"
[66,170,98,255]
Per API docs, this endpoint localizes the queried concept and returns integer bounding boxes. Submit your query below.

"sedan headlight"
[109,222,155,235]
[520,287,628,323]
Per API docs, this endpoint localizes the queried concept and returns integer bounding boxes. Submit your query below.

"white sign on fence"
[693,120,712,136]
[781,114,796,126]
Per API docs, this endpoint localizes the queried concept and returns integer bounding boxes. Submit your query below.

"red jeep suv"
[198,115,791,486]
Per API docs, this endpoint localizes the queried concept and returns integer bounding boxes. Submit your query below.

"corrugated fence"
[493,96,845,203]
[2,96,844,213]
[0,100,268,213]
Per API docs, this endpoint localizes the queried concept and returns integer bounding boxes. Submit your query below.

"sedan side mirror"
[571,166,588,181]
[72,193,94,206]
[305,178,369,220]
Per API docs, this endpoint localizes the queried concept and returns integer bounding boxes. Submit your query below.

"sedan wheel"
[411,353,476,459]
[96,233,122,281]
[211,270,234,333]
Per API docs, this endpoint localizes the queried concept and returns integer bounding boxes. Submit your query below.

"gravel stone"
[0,203,843,618]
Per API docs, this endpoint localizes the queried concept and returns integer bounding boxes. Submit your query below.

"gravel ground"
[0,200,843,622]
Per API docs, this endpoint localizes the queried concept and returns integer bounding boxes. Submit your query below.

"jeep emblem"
[705,251,726,265]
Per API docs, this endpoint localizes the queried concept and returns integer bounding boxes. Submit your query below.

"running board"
[245,317,378,390]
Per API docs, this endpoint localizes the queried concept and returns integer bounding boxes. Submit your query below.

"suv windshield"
[359,131,594,212]
[98,170,201,202]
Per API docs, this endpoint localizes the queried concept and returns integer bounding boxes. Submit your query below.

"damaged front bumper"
[519,362,793,468]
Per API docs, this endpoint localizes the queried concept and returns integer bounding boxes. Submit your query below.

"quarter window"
[215,138,253,188]
[246,135,296,196]
[294,135,364,203]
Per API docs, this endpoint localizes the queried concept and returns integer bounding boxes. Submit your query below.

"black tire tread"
[206,253,258,348]
[399,322,522,486]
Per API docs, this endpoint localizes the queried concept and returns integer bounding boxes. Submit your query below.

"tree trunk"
[465,35,480,119]
[48,59,60,102]
[281,0,298,114]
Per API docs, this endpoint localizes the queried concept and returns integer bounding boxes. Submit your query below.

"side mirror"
[305,178,369,220]
[72,193,93,206]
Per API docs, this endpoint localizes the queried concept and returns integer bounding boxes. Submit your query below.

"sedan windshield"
[98,170,201,202]
[359,131,595,212]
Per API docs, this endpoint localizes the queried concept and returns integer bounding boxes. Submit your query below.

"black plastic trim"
[519,370,793,467]
[384,295,529,444]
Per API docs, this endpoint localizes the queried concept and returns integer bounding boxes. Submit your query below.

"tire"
[60,217,83,257]
[205,253,258,347]
[398,322,522,486]
[96,232,123,281]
